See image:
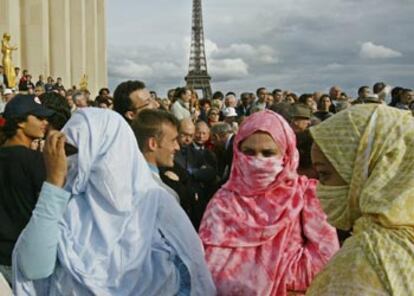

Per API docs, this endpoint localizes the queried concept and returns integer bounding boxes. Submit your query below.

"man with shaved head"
[194,121,211,150]
[178,118,195,147]
[224,93,238,108]
[329,85,342,102]
[329,85,349,113]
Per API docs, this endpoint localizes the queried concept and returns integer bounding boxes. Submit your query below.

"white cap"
[223,107,238,117]
[3,89,12,95]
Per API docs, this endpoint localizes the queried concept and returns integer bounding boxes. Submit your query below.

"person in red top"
[199,110,339,295]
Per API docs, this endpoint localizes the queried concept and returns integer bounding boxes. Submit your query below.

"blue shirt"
[147,162,160,176]
[15,181,191,295]
[15,182,71,280]
[147,162,191,295]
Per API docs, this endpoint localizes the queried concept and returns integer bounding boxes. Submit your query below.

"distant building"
[0,0,107,96]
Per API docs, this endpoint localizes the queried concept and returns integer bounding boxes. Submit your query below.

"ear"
[147,137,158,152]
[124,111,135,121]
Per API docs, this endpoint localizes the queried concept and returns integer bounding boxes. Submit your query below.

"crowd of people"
[0,67,413,295]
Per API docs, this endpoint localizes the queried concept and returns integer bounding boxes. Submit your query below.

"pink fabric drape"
[199,110,339,295]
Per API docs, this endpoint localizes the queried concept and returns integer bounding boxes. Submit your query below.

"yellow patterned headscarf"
[308,104,414,295]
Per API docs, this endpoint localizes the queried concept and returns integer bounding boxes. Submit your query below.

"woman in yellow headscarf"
[307,104,414,295]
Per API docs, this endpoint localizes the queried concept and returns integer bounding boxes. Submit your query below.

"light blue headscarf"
[13,108,215,295]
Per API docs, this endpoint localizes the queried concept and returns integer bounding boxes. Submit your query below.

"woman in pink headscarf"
[199,110,339,295]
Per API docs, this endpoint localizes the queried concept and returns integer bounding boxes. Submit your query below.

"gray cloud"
[359,42,402,59]
[209,58,249,81]
[107,0,414,96]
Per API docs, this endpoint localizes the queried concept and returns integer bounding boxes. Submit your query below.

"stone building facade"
[0,0,107,96]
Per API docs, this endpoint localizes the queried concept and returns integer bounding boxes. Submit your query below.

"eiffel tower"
[185,0,212,99]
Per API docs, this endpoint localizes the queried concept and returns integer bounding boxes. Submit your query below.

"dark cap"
[269,101,292,122]
[290,104,312,119]
[3,94,55,120]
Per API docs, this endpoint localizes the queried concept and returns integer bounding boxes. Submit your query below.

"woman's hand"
[44,131,67,188]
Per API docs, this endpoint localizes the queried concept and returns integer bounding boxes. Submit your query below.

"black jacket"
[215,134,234,185]
[159,164,197,227]
[236,104,251,117]
[174,143,219,229]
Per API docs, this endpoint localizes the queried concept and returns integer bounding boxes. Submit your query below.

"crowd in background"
[0,66,414,295]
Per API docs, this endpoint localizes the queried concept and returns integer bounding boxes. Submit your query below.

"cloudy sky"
[107,0,414,98]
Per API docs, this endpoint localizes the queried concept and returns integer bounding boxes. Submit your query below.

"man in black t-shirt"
[0,95,54,284]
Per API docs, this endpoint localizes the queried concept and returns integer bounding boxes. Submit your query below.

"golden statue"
[1,33,18,88]
[79,74,88,91]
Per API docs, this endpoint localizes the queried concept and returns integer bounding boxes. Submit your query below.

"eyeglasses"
[209,112,219,116]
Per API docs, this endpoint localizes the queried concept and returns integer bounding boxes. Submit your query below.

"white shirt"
[171,100,191,120]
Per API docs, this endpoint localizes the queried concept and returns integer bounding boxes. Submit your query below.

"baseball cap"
[3,94,55,120]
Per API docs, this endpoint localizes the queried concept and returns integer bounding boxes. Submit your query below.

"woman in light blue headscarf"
[12,108,215,295]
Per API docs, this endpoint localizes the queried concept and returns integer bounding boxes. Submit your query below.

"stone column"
[0,0,107,96]
[97,0,107,89]
[0,0,21,68]
[85,0,99,96]
[69,0,86,90]
[48,0,71,87]
[19,0,50,77]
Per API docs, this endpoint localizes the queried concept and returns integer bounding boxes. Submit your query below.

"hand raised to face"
[44,131,68,188]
